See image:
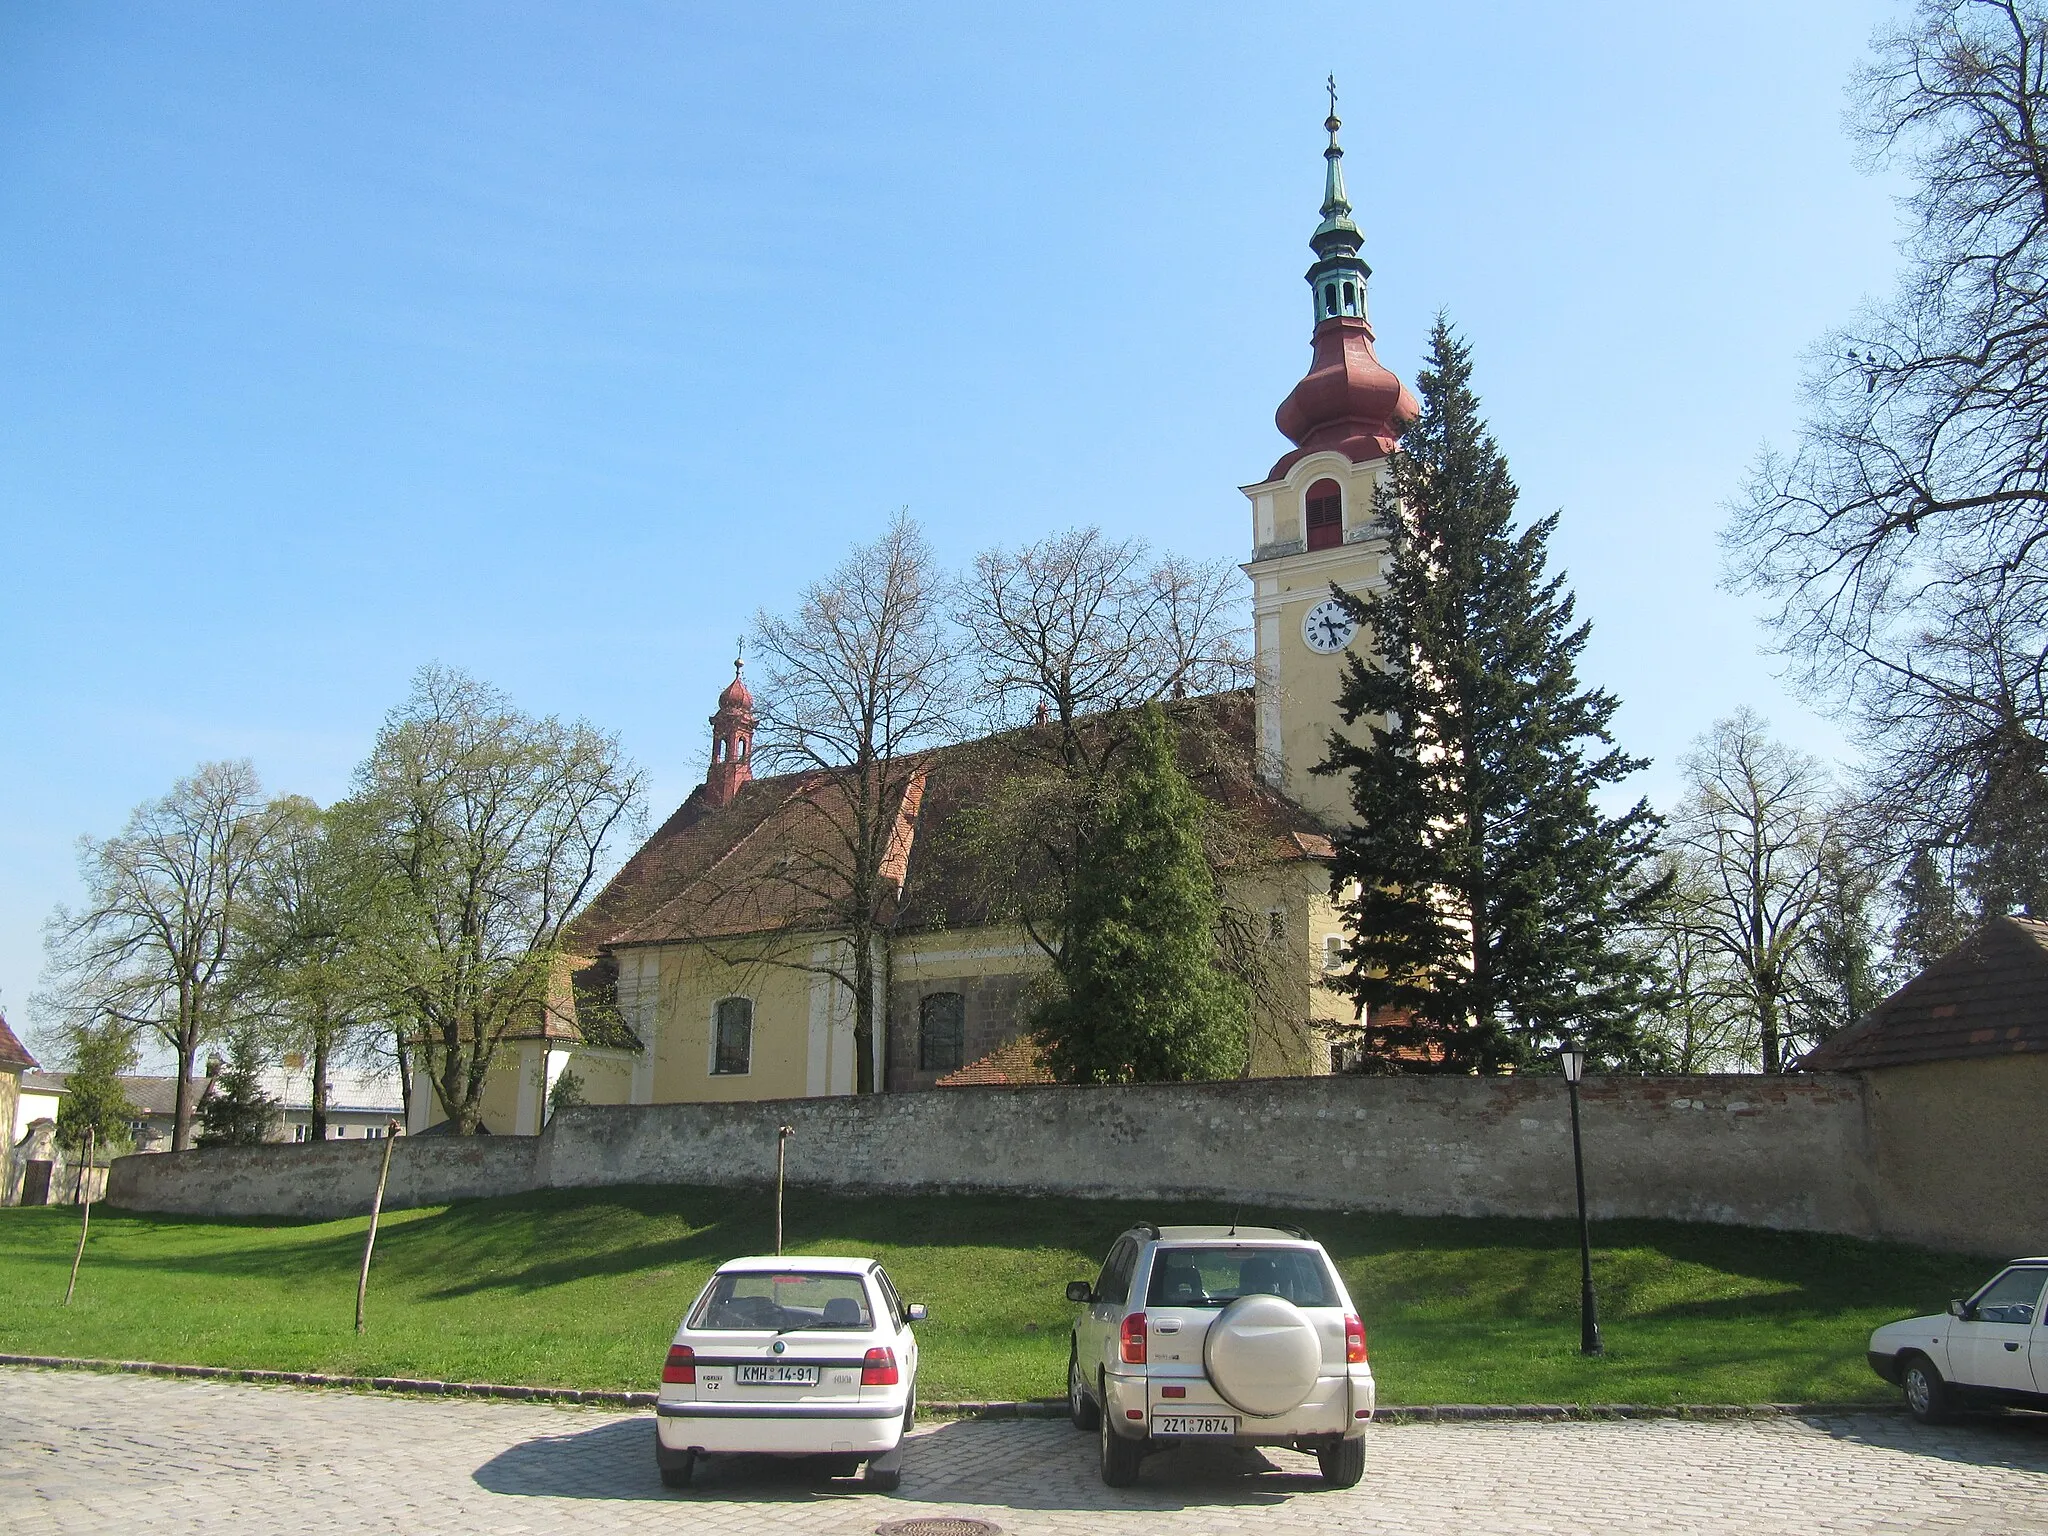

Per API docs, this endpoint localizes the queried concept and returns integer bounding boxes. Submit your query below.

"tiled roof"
[1800,915,2048,1072]
[20,1072,214,1117]
[0,1012,36,1072]
[569,690,1329,958]
[935,1036,1055,1087]
[536,692,1331,1050]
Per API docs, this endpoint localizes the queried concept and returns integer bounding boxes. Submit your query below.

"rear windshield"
[690,1271,875,1332]
[1146,1245,1339,1308]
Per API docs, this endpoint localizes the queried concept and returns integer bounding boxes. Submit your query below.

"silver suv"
[1065,1222,1373,1488]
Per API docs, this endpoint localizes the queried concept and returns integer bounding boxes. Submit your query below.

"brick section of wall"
[108,1073,1886,1242]
[885,974,1036,1092]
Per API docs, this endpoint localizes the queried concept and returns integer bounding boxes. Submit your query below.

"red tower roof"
[1270,315,1419,479]
[1267,90,1418,480]
[717,664,754,715]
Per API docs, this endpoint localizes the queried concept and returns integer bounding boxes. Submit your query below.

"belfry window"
[712,997,753,1075]
[918,991,965,1072]
[1323,284,1337,318]
[1342,281,1356,313]
[1305,479,1343,551]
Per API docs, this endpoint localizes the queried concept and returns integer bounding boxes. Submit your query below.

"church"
[431,105,1418,1134]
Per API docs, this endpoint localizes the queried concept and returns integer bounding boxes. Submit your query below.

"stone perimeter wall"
[107,1072,1933,1242]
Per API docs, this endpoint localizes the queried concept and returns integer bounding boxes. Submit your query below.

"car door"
[1090,1238,1135,1382]
[1948,1265,2046,1394]
[873,1265,918,1388]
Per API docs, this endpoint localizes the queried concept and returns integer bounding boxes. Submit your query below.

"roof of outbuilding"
[1800,915,2048,1072]
[0,1012,37,1073]
[935,1036,1055,1087]
[19,1071,213,1117]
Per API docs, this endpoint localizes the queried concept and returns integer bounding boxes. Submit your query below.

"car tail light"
[1120,1312,1147,1365]
[661,1345,695,1385]
[1344,1314,1368,1364]
[862,1347,900,1386]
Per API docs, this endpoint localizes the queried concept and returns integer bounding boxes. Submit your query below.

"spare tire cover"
[1202,1293,1322,1417]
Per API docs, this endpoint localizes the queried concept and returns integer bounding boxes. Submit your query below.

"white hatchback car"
[654,1255,923,1491]
[1866,1257,2048,1422]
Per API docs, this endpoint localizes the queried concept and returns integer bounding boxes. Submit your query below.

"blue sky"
[0,1,1904,1032]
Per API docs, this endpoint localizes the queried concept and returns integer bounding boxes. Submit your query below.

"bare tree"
[958,528,1251,771]
[950,529,1279,1069]
[1628,853,1752,1072]
[744,512,963,1093]
[38,760,276,1150]
[1667,713,1838,1072]
[338,666,644,1133]
[1727,2,2048,854]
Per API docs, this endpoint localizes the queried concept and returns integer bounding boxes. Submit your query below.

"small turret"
[704,655,755,807]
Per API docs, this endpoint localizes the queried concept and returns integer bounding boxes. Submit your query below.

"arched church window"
[712,996,753,1075]
[1323,284,1338,317]
[1305,479,1343,551]
[1342,281,1356,312]
[918,991,965,1073]
[715,739,726,763]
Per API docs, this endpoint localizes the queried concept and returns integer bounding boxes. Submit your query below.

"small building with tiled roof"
[1800,915,2048,1257]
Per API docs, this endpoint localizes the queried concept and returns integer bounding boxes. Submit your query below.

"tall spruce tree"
[194,1026,280,1147]
[1893,847,1971,973]
[1317,321,1666,1072]
[1033,704,1248,1082]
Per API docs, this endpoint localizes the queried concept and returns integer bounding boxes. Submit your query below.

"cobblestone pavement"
[5,1366,2048,1535]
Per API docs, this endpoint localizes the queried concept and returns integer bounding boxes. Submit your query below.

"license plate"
[1152,1414,1238,1436]
[736,1364,819,1386]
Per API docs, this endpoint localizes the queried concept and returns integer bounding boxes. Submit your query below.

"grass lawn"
[0,1185,1992,1406]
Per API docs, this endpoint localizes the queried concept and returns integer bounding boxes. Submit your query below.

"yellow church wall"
[647,940,821,1103]
[563,1048,635,1106]
[893,925,1047,981]
[1244,450,1392,826]
[474,1051,524,1135]
[1228,863,1351,1077]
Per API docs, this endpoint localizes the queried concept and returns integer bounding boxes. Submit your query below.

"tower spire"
[1307,77,1368,325]
[1320,75,1351,226]
[1268,84,1420,477]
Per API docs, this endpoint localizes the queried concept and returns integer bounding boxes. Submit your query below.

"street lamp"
[1559,1037,1603,1356]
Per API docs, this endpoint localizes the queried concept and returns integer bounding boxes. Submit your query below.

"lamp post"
[1559,1038,1603,1356]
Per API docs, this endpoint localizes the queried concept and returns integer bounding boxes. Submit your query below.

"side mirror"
[905,1303,927,1322]
[1066,1281,1095,1304]
[1948,1298,1973,1320]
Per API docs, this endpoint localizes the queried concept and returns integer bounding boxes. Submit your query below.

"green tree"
[195,1026,280,1146]
[1893,846,1972,972]
[337,666,644,1134]
[1033,705,1248,1082]
[1803,817,1893,1042]
[235,796,378,1143]
[1318,320,1666,1074]
[53,1021,138,1157]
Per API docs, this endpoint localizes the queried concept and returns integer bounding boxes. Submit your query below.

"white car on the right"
[1867,1257,2048,1422]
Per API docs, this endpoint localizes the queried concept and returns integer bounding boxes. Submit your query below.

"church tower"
[1243,89,1418,825]
[704,656,755,808]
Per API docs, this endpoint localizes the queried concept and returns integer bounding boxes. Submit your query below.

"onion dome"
[717,658,754,716]
[1270,85,1419,479]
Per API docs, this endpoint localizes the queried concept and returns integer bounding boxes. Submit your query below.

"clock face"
[1302,597,1357,654]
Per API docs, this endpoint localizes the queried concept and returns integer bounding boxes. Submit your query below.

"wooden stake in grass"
[775,1124,794,1255]
[355,1119,402,1335]
[62,1126,95,1306]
